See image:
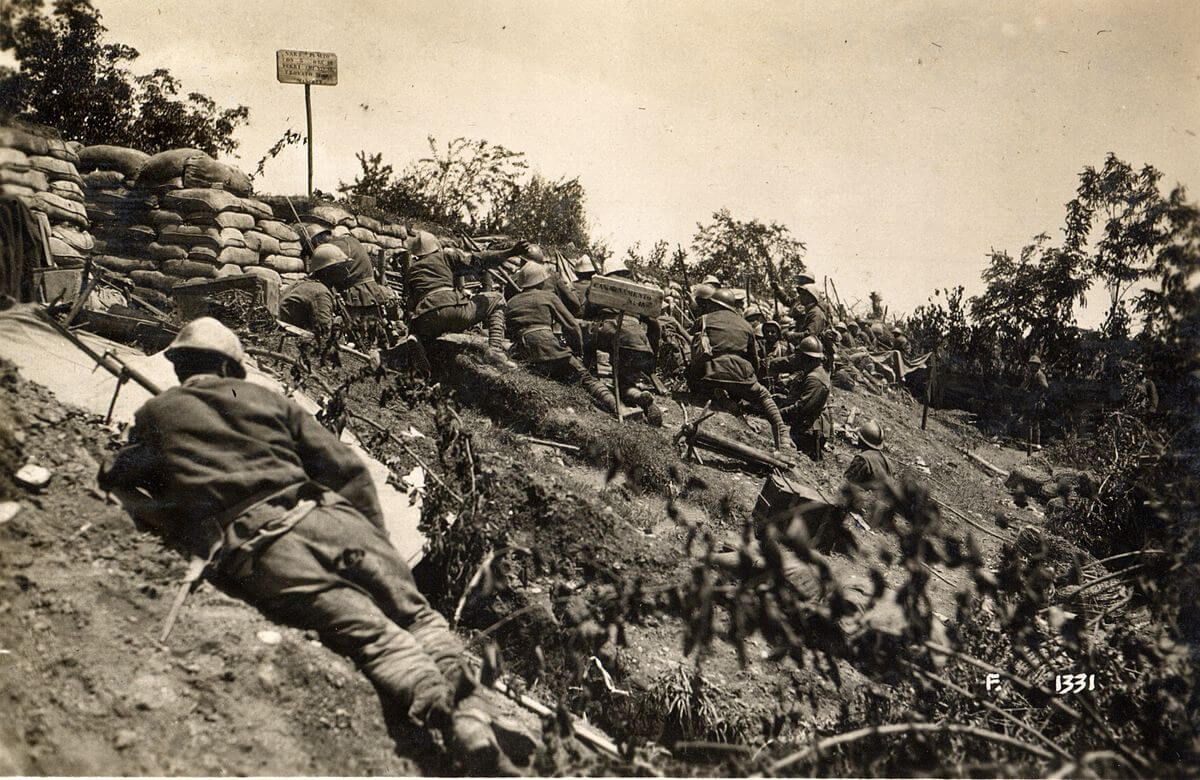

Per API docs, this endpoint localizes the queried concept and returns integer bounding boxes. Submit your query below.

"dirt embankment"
[1,328,1055,774]
[0,361,426,776]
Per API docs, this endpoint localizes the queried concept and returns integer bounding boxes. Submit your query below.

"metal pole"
[305,83,313,198]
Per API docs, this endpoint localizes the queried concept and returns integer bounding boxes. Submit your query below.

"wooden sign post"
[587,277,664,423]
[276,49,338,198]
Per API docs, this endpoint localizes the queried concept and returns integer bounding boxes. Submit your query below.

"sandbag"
[263,254,304,274]
[241,230,280,255]
[129,269,177,292]
[350,227,377,244]
[50,180,85,202]
[187,246,219,263]
[125,224,156,241]
[27,155,82,185]
[213,211,255,230]
[0,148,31,172]
[48,236,84,261]
[256,219,299,243]
[45,138,80,165]
[181,155,253,196]
[219,227,247,248]
[218,246,261,267]
[148,209,184,228]
[355,214,383,233]
[158,224,222,251]
[0,126,50,156]
[147,242,188,261]
[0,184,37,198]
[78,145,150,177]
[215,263,245,278]
[238,197,273,220]
[161,187,242,215]
[243,266,283,287]
[51,226,95,253]
[0,167,48,190]
[306,203,353,227]
[382,223,409,239]
[27,192,89,228]
[331,225,351,237]
[276,241,303,258]
[134,148,206,189]
[82,170,128,189]
[94,254,156,274]
[377,235,404,250]
[163,259,218,279]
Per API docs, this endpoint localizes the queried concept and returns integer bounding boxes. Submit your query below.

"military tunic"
[100,374,466,728]
[279,279,335,335]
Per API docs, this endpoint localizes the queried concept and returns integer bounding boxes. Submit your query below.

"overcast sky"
[90,1,1200,320]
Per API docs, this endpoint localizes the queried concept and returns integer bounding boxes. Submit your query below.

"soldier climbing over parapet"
[97,318,532,775]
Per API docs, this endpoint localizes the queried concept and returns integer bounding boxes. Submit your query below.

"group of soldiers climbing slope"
[276,224,915,462]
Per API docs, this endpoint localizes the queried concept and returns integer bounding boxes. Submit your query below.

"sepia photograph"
[0,1,1196,776]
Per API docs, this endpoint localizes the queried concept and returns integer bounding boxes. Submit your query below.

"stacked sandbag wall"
[0,125,94,268]
[68,142,413,304]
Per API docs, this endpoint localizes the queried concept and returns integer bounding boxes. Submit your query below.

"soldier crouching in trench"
[97,317,532,775]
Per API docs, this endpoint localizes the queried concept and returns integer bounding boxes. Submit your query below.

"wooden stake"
[612,312,625,423]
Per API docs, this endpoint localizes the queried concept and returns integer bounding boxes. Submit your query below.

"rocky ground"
[0,330,1065,775]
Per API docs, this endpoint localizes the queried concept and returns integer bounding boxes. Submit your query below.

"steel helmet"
[166,317,246,374]
[798,335,824,359]
[404,230,440,257]
[794,272,816,286]
[1027,355,1042,366]
[779,314,795,328]
[294,223,332,244]
[858,419,885,450]
[834,321,848,332]
[573,254,596,274]
[601,256,629,276]
[523,244,547,264]
[870,323,886,336]
[701,274,721,287]
[693,283,716,301]
[515,261,549,289]
[309,243,349,274]
[712,289,740,311]
[796,283,820,306]
[743,304,765,321]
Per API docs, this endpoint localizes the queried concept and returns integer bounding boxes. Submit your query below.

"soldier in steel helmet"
[402,229,528,359]
[98,318,530,774]
[688,285,788,450]
[844,419,894,486]
[505,261,619,414]
[769,334,833,460]
[278,243,347,337]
